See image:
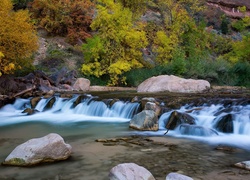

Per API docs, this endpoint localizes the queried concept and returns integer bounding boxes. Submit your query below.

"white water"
[0,95,250,150]
[0,95,139,126]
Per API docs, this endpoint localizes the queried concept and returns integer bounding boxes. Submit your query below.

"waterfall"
[0,95,140,126]
[0,95,250,149]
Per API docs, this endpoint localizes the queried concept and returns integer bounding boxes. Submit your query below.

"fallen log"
[12,86,36,98]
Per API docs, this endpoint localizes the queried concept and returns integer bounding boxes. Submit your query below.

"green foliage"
[118,0,148,16]
[209,33,233,55]
[181,21,210,63]
[81,0,148,86]
[220,16,229,34]
[170,49,186,76]
[125,65,171,87]
[224,35,250,63]
[231,61,250,87]
[12,0,33,10]
[151,0,207,64]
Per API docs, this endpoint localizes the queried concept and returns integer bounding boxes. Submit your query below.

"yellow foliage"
[82,0,148,85]
[0,0,38,75]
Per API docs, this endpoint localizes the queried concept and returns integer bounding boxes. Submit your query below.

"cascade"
[0,95,140,126]
[0,94,249,150]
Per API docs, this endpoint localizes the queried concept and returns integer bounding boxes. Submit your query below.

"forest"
[0,0,250,87]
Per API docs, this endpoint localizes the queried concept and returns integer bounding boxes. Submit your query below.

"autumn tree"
[30,0,94,44]
[118,0,148,16]
[152,0,206,64]
[0,0,38,76]
[81,0,148,85]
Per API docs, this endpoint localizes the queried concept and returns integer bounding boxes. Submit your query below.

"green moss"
[3,158,26,166]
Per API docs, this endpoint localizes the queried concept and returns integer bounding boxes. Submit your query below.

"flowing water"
[0,93,250,179]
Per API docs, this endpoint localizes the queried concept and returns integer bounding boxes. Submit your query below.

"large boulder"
[2,133,72,166]
[129,110,158,131]
[137,75,210,93]
[165,111,196,131]
[73,78,90,91]
[109,163,155,180]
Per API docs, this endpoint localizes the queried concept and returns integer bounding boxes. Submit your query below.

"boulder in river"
[2,133,72,166]
[165,111,196,131]
[213,114,234,133]
[130,110,158,131]
[137,75,210,93]
[109,163,155,180]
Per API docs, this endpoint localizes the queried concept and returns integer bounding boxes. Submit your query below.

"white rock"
[109,163,155,180]
[3,133,72,166]
[166,172,193,180]
[234,161,250,170]
[73,78,90,91]
[137,75,210,93]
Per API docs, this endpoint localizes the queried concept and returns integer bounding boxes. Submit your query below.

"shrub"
[30,0,94,44]
[0,0,38,75]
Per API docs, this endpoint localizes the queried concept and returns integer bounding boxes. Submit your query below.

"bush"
[30,0,94,44]
[0,0,38,75]
[231,61,250,87]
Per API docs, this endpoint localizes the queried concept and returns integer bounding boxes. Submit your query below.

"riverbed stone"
[166,172,193,180]
[137,75,210,93]
[234,161,250,170]
[109,163,155,180]
[130,110,158,131]
[2,133,72,166]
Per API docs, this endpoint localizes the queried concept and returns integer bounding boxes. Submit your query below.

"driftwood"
[12,86,36,98]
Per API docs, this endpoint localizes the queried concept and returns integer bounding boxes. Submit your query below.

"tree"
[151,0,206,64]
[118,0,148,16]
[0,0,38,75]
[81,0,148,85]
[225,35,250,63]
[30,0,95,44]
[11,0,34,10]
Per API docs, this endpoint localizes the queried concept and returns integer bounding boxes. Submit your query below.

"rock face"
[206,0,250,18]
[73,78,90,91]
[2,133,72,166]
[137,75,210,93]
[109,163,155,180]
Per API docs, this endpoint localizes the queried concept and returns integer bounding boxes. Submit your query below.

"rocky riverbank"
[1,134,250,180]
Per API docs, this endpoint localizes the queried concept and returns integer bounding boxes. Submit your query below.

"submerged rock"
[137,75,210,93]
[2,133,72,166]
[109,163,155,180]
[178,124,218,136]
